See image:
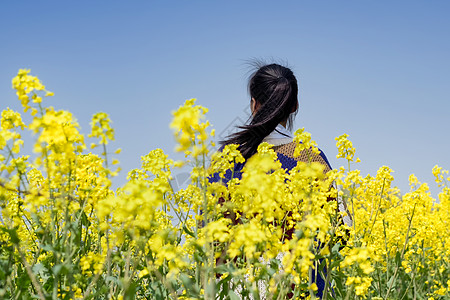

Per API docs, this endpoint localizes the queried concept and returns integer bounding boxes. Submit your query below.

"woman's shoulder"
[272,141,332,172]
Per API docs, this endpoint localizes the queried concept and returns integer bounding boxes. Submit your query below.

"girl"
[213,62,350,298]
[217,62,332,181]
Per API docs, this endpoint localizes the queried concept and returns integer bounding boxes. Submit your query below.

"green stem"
[14,243,46,299]
[384,203,416,300]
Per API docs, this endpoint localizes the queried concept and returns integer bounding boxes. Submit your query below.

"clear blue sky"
[1,1,449,196]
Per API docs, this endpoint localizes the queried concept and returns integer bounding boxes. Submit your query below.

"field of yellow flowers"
[0,70,449,299]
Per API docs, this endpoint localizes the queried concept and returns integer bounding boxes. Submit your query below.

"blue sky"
[1,1,449,196]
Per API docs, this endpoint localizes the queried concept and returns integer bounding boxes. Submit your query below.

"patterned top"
[272,141,332,173]
[210,141,332,183]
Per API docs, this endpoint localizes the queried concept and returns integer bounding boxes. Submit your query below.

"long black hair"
[220,63,299,159]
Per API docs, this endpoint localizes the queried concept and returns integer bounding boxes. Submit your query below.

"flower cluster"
[0,70,448,300]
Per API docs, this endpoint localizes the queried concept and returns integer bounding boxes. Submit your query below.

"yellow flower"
[1,108,25,131]
[293,127,320,156]
[335,133,356,162]
[12,69,52,112]
[170,99,213,156]
[80,251,105,276]
[89,112,114,145]
[203,218,231,243]
[209,143,245,179]
[138,268,149,278]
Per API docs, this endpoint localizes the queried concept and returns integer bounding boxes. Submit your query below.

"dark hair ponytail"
[221,63,299,159]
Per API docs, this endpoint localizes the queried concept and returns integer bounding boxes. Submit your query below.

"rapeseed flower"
[1,69,449,299]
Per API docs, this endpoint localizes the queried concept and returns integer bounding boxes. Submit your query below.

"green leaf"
[215,264,232,275]
[205,281,216,298]
[182,224,195,238]
[179,273,193,288]
[16,264,31,292]
[81,211,91,227]
[332,242,342,253]
[395,251,401,265]
[32,263,44,273]
[124,282,137,300]
[41,244,55,252]
[387,275,397,289]
[179,273,200,296]
[52,264,65,276]
[333,275,345,296]
[229,290,241,300]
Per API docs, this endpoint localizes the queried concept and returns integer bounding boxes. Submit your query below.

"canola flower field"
[0,70,449,299]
